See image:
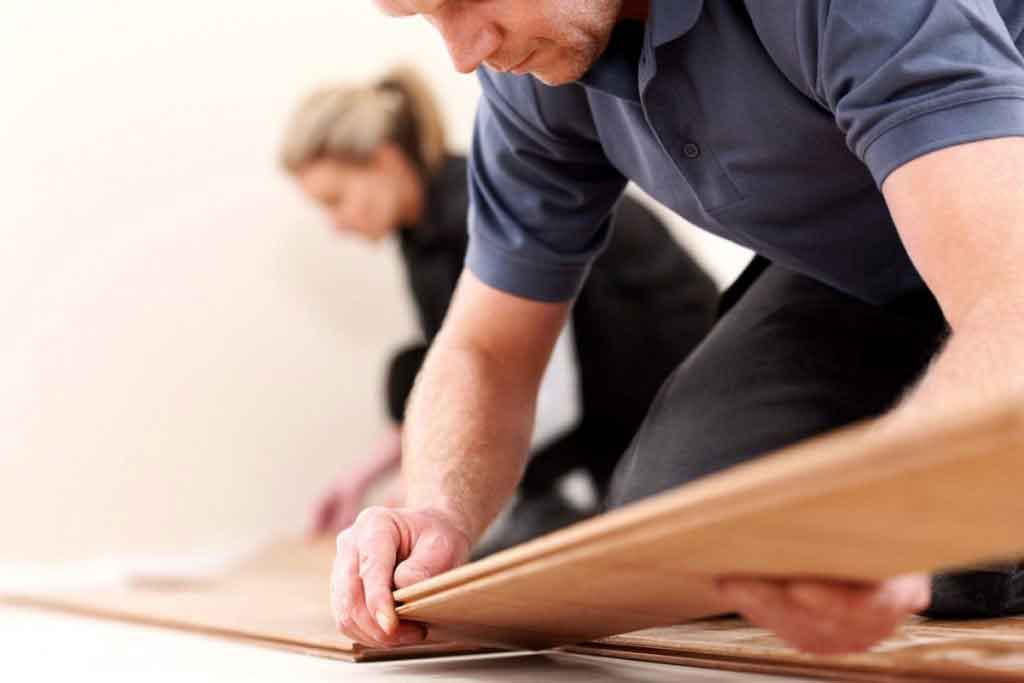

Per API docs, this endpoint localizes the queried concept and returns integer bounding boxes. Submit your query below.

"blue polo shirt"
[465,0,1024,305]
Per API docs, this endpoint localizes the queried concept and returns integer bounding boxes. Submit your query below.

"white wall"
[0,2,749,563]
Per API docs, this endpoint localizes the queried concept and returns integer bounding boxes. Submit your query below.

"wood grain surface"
[568,616,1024,682]
[10,533,1024,679]
[5,539,489,662]
[394,401,1024,649]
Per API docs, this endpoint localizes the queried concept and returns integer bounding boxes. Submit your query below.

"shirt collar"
[574,1,704,102]
[650,0,704,48]
[576,19,645,102]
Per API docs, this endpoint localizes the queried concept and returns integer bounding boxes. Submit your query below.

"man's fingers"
[719,578,790,618]
[331,528,392,646]
[786,574,929,623]
[330,533,373,644]
[393,528,464,589]
[787,580,868,616]
[721,580,855,654]
[329,507,468,647]
[348,581,393,647]
[719,576,920,655]
[356,512,402,635]
[869,573,931,614]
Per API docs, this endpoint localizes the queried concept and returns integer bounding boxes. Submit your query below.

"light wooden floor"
[1,605,822,683]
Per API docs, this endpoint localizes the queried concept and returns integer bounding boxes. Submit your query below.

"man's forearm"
[881,138,1024,430]
[399,338,537,542]
[886,291,1024,426]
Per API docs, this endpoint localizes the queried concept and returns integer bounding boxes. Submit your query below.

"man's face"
[375,0,623,85]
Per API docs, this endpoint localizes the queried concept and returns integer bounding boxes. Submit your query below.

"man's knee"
[607,265,946,511]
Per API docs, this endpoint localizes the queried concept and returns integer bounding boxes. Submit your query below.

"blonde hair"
[279,67,447,177]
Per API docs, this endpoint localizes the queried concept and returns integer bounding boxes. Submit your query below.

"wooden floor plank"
[4,539,490,662]
[567,617,1024,682]
[10,528,1024,679]
[395,401,1024,649]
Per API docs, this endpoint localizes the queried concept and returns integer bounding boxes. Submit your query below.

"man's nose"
[432,11,502,73]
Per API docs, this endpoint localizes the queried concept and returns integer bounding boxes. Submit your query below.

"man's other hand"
[717,573,931,655]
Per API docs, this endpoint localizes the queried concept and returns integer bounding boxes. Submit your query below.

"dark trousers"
[519,218,719,500]
[608,258,1023,619]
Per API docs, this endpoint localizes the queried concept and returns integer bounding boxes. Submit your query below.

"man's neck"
[619,0,650,21]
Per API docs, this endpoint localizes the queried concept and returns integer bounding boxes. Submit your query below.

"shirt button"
[683,142,701,159]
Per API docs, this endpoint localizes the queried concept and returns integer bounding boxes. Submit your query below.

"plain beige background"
[0,2,751,564]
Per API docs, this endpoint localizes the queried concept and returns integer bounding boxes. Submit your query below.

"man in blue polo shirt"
[330,0,1024,654]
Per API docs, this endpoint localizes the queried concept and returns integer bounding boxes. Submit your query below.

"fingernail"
[376,610,397,634]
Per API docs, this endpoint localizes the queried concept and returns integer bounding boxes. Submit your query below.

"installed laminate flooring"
[1,604,820,683]
[570,617,1024,682]
[5,539,487,662]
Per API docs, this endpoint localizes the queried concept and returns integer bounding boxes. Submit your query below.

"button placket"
[641,72,743,212]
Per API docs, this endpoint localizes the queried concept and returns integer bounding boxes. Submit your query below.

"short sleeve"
[465,69,628,302]
[748,0,1024,186]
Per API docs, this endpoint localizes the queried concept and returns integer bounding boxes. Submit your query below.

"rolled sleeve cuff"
[466,233,590,303]
[862,93,1024,187]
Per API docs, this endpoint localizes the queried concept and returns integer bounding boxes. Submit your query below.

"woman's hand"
[307,479,371,538]
[306,425,405,538]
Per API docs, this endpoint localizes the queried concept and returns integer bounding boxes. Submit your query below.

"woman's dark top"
[397,156,474,341]
[391,155,719,496]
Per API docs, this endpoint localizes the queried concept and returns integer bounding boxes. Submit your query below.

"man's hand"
[717,573,931,655]
[330,506,471,647]
[329,271,568,647]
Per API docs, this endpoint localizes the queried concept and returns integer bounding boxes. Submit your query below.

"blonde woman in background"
[280,67,718,557]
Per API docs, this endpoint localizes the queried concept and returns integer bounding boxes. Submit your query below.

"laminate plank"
[395,402,1024,649]
[568,617,1024,682]
[5,539,490,662]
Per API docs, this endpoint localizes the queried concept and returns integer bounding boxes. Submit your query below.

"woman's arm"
[306,424,403,537]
